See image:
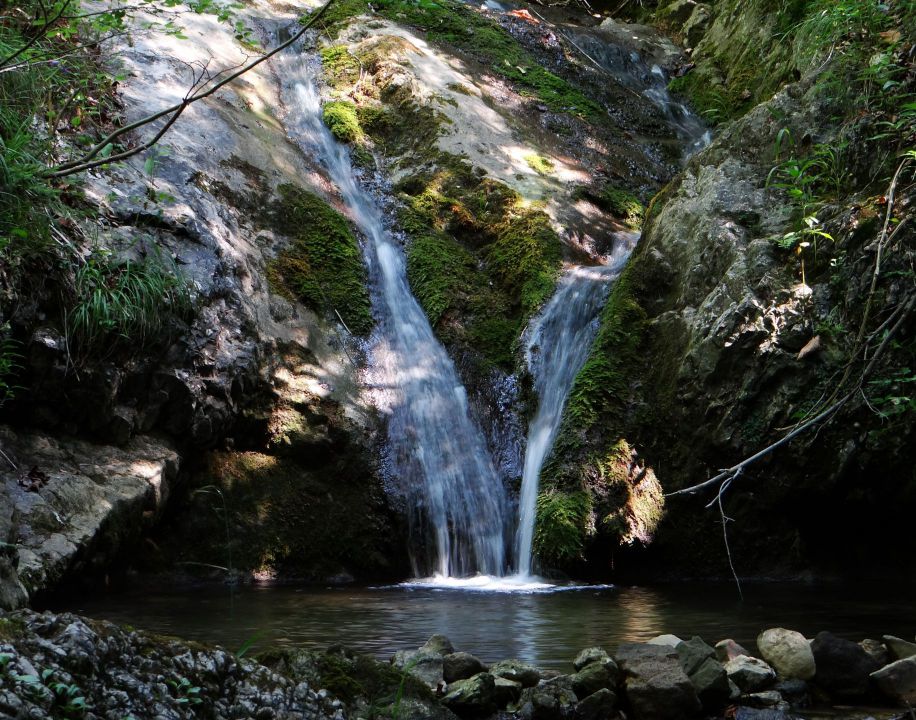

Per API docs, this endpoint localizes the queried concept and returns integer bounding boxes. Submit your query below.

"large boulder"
[871,656,916,706]
[724,655,777,693]
[677,636,730,709]
[616,642,701,720]
[757,628,815,681]
[810,631,878,699]
[491,659,542,688]
[393,648,445,688]
[444,652,487,683]
[570,663,613,698]
[441,673,496,717]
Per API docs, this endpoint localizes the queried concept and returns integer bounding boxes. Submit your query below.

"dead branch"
[44,0,336,179]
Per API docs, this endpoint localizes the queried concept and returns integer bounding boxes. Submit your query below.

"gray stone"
[393,649,445,688]
[724,655,777,693]
[616,643,701,720]
[441,672,496,717]
[647,634,684,648]
[687,656,731,710]
[744,690,783,707]
[570,663,612,698]
[683,4,712,47]
[573,647,609,672]
[574,688,616,720]
[422,634,456,656]
[490,659,541,688]
[882,635,916,661]
[661,0,699,25]
[716,639,750,662]
[871,656,916,705]
[517,676,577,720]
[774,678,808,705]
[676,636,716,676]
[811,631,878,699]
[757,628,815,680]
[443,652,486,683]
[493,676,522,708]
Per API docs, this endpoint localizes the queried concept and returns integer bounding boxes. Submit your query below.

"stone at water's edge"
[724,655,777,693]
[516,675,578,720]
[871,656,916,705]
[860,638,892,667]
[490,659,542,688]
[616,642,701,720]
[757,628,816,681]
[441,672,497,717]
[677,637,730,710]
[0,425,178,608]
[444,651,487,683]
[810,631,879,699]
[882,634,916,661]
[575,688,617,720]
[570,661,614,698]
[716,638,750,663]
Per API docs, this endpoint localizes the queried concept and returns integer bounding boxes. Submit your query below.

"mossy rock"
[573,184,645,229]
[267,184,373,336]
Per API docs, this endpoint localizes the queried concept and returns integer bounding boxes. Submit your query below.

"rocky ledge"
[3,611,916,720]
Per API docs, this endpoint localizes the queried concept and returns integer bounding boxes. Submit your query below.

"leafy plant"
[166,676,203,706]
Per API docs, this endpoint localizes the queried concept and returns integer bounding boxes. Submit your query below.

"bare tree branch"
[44,0,336,178]
[0,0,74,70]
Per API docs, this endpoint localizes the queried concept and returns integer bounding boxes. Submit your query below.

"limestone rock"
[757,628,815,680]
[491,659,542,688]
[574,688,616,720]
[616,642,701,720]
[810,631,878,699]
[871,656,916,705]
[443,652,486,683]
[716,639,750,662]
[724,655,777,693]
[882,635,916,661]
[441,673,496,717]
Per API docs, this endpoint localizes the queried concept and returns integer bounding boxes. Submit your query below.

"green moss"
[533,489,592,565]
[524,153,554,176]
[320,45,361,91]
[310,0,604,120]
[574,184,645,229]
[268,184,373,336]
[405,231,475,325]
[322,100,362,143]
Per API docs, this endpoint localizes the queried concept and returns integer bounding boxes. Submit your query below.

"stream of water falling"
[277,50,510,579]
[514,236,637,576]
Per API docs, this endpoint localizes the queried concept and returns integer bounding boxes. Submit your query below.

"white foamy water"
[276,48,510,578]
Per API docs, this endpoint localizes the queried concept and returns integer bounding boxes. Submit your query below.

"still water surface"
[55,582,916,670]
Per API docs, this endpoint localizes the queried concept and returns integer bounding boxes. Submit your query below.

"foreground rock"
[616,642,701,720]
[725,655,777,693]
[0,426,178,607]
[811,631,878,699]
[871,656,916,706]
[0,609,345,719]
[757,628,815,681]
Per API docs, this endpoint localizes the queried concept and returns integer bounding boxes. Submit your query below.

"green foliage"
[573,184,645,229]
[320,45,362,91]
[323,100,362,143]
[66,249,192,358]
[166,677,203,707]
[405,232,475,325]
[312,0,603,119]
[868,368,916,419]
[0,661,91,718]
[533,489,592,565]
[524,153,554,176]
[268,184,373,336]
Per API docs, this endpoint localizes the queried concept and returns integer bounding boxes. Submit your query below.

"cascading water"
[276,48,510,578]
[514,236,637,576]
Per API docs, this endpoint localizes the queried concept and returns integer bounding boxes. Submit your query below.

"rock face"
[616,642,701,720]
[0,426,178,607]
[0,610,346,719]
[757,628,816,680]
[810,631,878,699]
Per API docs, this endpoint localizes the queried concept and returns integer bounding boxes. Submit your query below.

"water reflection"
[55,582,916,670]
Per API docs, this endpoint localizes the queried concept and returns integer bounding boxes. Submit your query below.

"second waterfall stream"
[276,41,632,586]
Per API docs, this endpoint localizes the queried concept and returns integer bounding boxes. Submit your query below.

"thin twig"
[44,0,336,178]
[0,446,17,471]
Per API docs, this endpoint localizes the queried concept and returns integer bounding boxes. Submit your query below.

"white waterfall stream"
[514,236,637,576]
[278,51,510,579]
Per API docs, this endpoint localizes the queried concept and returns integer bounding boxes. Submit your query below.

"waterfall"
[514,237,636,576]
[278,52,510,578]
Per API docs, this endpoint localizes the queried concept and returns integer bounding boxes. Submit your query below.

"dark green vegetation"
[398,158,562,369]
[315,0,603,119]
[322,100,362,143]
[267,184,373,336]
[541,0,916,576]
[573,184,645,229]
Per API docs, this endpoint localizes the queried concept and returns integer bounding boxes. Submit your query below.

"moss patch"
[312,0,603,120]
[524,153,555,176]
[322,100,362,143]
[574,184,645,229]
[320,45,362,91]
[267,184,373,336]
[533,489,593,566]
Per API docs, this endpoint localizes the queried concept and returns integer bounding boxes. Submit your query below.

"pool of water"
[52,581,916,670]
